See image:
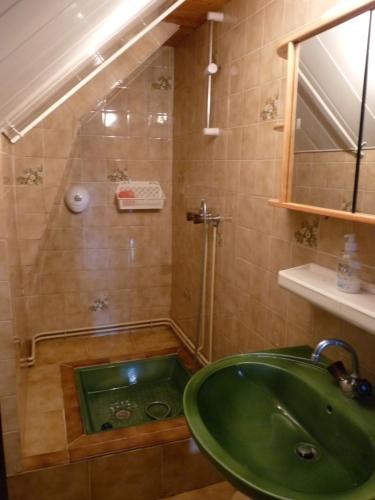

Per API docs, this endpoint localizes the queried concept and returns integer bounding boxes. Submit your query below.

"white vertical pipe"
[207,224,217,362]
[198,222,209,351]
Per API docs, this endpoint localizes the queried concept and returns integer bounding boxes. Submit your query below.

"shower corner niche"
[116,180,166,211]
[270,0,375,226]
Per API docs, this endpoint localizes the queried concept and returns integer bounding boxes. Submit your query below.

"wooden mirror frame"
[269,0,375,225]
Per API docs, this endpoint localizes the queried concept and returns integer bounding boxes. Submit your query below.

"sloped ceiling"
[0,0,183,142]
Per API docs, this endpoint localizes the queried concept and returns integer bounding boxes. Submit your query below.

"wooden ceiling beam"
[164,0,230,46]
[166,15,200,28]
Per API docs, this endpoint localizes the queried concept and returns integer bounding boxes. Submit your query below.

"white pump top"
[344,233,357,253]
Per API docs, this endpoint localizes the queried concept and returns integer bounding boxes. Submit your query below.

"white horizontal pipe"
[21,317,209,367]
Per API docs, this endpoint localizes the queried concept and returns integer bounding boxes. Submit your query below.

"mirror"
[291,11,371,212]
[270,2,375,224]
[358,12,375,215]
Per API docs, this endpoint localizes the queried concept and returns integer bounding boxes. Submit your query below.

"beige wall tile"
[42,102,76,131]
[246,11,264,54]
[283,0,309,33]
[44,129,73,159]
[0,240,9,280]
[0,282,12,321]
[1,395,19,432]
[14,129,43,158]
[0,321,16,360]
[3,430,21,475]
[17,213,46,240]
[0,358,16,397]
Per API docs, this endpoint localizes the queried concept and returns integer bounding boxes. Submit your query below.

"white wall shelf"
[278,263,375,335]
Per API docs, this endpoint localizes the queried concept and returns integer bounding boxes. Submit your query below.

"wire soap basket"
[116,181,166,210]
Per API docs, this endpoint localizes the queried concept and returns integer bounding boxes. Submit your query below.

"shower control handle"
[186,207,232,226]
[186,211,204,224]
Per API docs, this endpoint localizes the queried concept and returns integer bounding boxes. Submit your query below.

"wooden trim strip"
[268,199,375,224]
[280,42,298,201]
[274,0,375,224]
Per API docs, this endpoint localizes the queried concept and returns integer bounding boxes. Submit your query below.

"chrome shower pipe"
[206,20,214,130]
[203,12,224,136]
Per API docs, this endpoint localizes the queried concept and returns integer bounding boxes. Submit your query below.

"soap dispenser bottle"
[337,234,361,293]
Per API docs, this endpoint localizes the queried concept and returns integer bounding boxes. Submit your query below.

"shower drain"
[145,401,171,420]
[115,409,132,420]
[295,443,320,461]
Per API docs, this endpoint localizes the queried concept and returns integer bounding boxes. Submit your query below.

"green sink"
[183,347,375,499]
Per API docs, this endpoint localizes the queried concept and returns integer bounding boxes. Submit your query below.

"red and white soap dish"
[115,181,165,210]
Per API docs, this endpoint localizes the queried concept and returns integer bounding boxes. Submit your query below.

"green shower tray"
[75,354,191,434]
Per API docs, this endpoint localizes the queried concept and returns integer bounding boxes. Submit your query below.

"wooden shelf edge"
[268,199,375,225]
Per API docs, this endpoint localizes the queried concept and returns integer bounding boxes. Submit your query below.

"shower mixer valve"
[186,200,231,227]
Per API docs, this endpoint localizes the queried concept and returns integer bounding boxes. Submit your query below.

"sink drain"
[295,443,319,461]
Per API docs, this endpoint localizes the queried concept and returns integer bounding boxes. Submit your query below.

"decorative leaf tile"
[89,298,109,312]
[152,76,172,90]
[341,199,352,212]
[107,168,129,182]
[260,95,279,121]
[17,167,43,185]
[294,218,319,247]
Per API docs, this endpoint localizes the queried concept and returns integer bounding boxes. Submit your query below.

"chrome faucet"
[186,200,209,224]
[311,339,372,398]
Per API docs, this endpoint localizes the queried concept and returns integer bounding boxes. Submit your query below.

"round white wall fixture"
[207,62,219,75]
[65,185,90,213]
